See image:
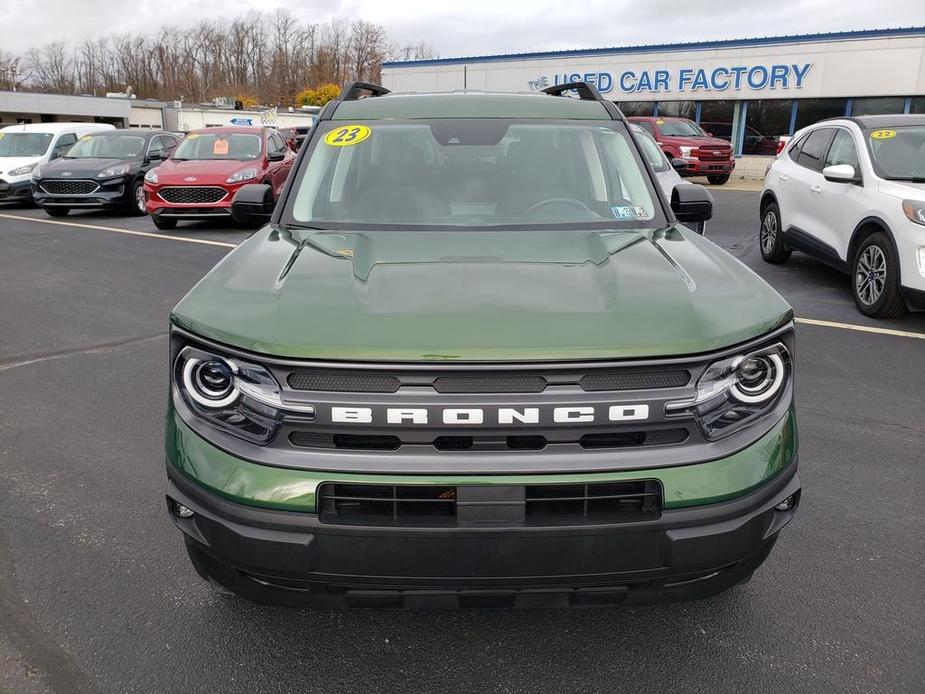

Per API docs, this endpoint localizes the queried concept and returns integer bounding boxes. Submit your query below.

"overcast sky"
[3,0,924,57]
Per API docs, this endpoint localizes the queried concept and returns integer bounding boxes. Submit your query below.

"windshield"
[288,120,661,229]
[0,132,53,158]
[866,126,925,180]
[172,132,262,161]
[657,120,708,138]
[65,133,145,159]
[631,127,669,173]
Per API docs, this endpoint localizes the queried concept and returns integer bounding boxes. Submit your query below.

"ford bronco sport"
[165,82,800,608]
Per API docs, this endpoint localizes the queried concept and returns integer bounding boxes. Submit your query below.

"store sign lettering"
[530,63,812,95]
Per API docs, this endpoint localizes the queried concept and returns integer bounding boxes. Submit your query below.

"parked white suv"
[759,115,925,318]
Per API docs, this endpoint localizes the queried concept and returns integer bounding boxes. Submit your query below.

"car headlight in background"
[174,345,314,444]
[144,169,159,184]
[679,146,696,158]
[226,168,258,184]
[8,162,37,176]
[667,341,791,440]
[98,164,130,178]
[902,200,925,226]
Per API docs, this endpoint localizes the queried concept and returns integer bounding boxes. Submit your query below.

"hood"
[173,226,792,362]
[878,179,925,200]
[155,158,257,184]
[0,156,42,177]
[39,157,134,177]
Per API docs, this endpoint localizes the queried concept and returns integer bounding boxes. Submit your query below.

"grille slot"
[288,370,400,393]
[580,369,690,391]
[289,432,400,450]
[580,428,688,449]
[40,180,99,195]
[525,481,661,524]
[158,186,227,204]
[433,375,547,393]
[319,484,457,526]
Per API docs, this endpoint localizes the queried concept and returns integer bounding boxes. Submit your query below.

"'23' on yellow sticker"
[871,129,896,140]
[324,125,371,147]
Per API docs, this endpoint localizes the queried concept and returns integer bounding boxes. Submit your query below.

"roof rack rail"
[542,81,606,102]
[338,81,391,101]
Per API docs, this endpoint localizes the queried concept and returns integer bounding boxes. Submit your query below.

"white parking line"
[795,317,925,340]
[3,211,924,341]
[0,212,238,249]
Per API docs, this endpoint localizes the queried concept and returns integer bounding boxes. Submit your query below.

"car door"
[266,132,292,196]
[783,127,835,245]
[814,128,865,261]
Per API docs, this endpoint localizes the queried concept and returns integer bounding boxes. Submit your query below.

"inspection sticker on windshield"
[324,125,371,147]
[871,129,896,140]
[611,205,647,220]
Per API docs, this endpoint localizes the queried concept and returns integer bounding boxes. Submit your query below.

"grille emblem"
[61,171,72,176]
[184,176,197,182]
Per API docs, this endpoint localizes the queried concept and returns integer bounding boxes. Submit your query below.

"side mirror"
[147,151,164,162]
[671,184,713,224]
[231,183,275,225]
[267,150,285,162]
[670,157,688,171]
[822,164,858,184]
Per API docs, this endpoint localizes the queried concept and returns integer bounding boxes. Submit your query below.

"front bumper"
[145,183,235,220]
[680,159,735,176]
[0,178,33,202]
[32,176,131,209]
[896,221,925,299]
[166,410,800,607]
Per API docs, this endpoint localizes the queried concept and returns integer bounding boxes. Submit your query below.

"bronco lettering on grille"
[330,405,650,425]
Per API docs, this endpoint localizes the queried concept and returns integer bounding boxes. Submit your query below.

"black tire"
[707,174,730,185]
[759,202,791,264]
[152,215,177,230]
[851,232,907,318]
[127,180,147,216]
[43,207,70,217]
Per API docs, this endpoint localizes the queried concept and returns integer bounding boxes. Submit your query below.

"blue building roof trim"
[382,27,925,68]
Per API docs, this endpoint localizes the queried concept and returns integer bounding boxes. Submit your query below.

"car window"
[631,127,669,172]
[635,121,656,137]
[269,132,287,155]
[289,120,663,230]
[53,133,78,156]
[147,136,167,159]
[796,128,833,171]
[824,130,860,170]
[787,132,808,160]
[0,132,54,157]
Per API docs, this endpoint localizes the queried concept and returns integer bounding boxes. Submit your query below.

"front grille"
[434,375,547,393]
[288,371,401,393]
[694,146,732,161]
[317,481,662,527]
[158,186,227,204]
[40,180,99,195]
[580,369,689,391]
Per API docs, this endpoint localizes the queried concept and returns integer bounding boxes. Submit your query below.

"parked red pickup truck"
[628,116,735,185]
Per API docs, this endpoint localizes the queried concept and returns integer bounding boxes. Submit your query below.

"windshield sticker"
[79,135,92,140]
[870,129,896,140]
[324,125,371,147]
[611,205,647,220]
[212,138,229,155]
[186,133,199,140]
[655,119,665,125]
[0,133,4,139]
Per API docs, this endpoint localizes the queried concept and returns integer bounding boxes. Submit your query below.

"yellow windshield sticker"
[186,133,200,139]
[324,125,371,147]
[871,129,896,140]
[0,133,4,139]
[655,119,665,125]
[79,135,92,140]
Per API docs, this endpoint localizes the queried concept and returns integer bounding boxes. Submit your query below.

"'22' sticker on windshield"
[324,125,372,147]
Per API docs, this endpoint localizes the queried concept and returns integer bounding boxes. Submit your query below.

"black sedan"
[32,130,181,217]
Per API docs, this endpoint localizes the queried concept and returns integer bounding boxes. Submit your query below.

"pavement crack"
[0,333,167,372]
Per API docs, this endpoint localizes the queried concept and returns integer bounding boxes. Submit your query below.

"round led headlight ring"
[182,357,239,408]
[730,353,784,404]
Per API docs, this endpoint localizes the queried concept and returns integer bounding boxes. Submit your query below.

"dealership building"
[382,27,925,158]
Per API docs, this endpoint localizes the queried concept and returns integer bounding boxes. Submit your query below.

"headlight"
[144,169,159,184]
[174,345,314,444]
[902,200,925,226]
[226,168,258,184]
[31,165,42,180]
[98,164,130,178]
[8,163,37,176]
[667,341,791,440]
[679,146,695,158]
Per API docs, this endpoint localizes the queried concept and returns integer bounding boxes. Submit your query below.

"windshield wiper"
[884,175,925,183]
[282,222,332,231]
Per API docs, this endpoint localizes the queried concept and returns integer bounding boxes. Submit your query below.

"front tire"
[128,180,147,216]
[43,207,70,217]
[152,215,177,230]
[707,174,730,185]
[852,232,906,318]
[759,202,791,264]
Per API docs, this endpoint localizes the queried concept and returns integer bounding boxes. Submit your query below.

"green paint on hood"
[171,224,792,361]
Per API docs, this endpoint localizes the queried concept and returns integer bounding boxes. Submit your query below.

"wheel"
[127,180,147,216]
[759,202,791,264]
[707,174,730,185]
[852,232,906,318]
[152,215,177,230]
[43,207,70,217]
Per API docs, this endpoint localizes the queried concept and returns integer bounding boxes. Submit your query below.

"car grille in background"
[158,186,227,204]
[695,146,732,161]
[40,180,99,195]
[317,480,662,527]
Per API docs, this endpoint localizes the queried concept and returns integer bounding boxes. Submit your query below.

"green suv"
[165,82,800,608]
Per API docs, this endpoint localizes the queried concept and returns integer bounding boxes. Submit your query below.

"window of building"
[655,101,696,119]
[744,100,793,155]
[697,101,736,143]
[794,98,846,130]
[617,101,655,117]
[851,97,906,116]
[911,97,925,114]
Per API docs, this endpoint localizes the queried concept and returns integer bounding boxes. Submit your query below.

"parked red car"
[144,126,295,229]
[628,116,735,185]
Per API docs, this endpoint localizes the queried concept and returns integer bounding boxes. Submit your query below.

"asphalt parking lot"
[1,193,923,694]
